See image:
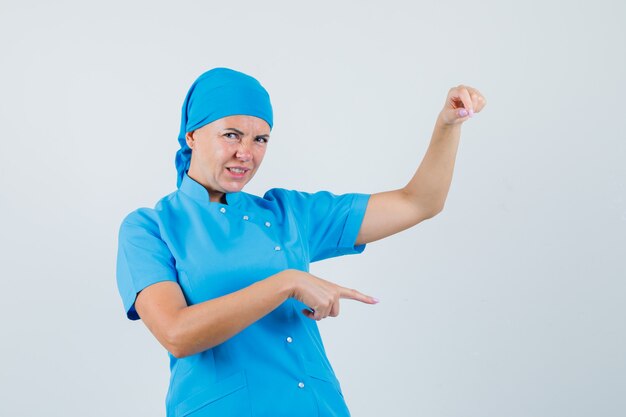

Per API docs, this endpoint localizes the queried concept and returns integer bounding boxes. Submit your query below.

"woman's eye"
[255,137,268,144]
[224,132,238,140]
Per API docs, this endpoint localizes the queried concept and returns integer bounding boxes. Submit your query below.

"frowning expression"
[186,115,270,202]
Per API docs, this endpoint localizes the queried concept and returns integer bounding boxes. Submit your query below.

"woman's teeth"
[228,168,246,173]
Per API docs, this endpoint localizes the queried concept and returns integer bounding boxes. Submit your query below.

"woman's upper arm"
[355,189,440,245]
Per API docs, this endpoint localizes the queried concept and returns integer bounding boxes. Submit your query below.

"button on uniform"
[286,336,293,343]
[242,215,249,220]
[298,382,305,389]
[274,246,281,251]
[265,221,271,227]
[219,207,226,213]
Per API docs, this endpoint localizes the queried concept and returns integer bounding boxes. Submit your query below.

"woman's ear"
[185,131,194,149]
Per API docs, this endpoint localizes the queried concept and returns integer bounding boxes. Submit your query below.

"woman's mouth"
[226,167,250,178]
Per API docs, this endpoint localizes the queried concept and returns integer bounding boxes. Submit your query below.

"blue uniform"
[116,173,370,417]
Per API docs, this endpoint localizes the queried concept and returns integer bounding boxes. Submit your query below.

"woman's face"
[186,115,270,202]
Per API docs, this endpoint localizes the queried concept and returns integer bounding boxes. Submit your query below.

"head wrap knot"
[175,68,273,187]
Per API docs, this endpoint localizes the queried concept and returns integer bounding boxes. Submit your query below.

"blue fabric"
[175,68,274,188]
[116,173,370,416]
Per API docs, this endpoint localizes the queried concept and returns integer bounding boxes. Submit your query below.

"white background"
[1,0,625,416]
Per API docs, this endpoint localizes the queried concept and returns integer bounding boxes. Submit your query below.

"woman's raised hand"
[284,270,379,321]
[438,85,487,126]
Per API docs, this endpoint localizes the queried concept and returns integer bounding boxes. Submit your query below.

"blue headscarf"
[175,68,274,188]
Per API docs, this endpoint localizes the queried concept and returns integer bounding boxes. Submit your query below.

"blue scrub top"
[116,172,370,417]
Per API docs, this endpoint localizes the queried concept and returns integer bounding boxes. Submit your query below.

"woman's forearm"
[402,117,462,212]
[166,270,295,358]
[139,268,375,358]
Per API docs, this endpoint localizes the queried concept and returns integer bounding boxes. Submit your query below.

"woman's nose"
[235,142,252,162]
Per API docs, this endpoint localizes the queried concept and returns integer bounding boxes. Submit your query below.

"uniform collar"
[178,171,243,206]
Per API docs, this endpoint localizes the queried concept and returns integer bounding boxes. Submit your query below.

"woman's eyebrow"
[224,128,245,135]
[224,127,269,138]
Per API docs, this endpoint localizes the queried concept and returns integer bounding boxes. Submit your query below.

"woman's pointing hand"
[284,270,379,321]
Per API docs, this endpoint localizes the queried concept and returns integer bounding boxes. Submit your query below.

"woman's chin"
[221,181,248,194]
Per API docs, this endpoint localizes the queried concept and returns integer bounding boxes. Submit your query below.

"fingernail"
[372,297,380,304]
[458,108,468,117]
[469,109,475,118]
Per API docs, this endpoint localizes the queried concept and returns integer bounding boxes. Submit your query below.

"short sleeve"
[274,189,370,262]
[116,210,178,320]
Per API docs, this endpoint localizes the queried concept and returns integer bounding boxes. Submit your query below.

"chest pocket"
[177,213,289,305]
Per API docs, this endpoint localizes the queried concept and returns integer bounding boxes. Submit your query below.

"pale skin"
[136,85,486,358]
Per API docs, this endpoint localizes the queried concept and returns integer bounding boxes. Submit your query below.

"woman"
[116,67,486,417]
